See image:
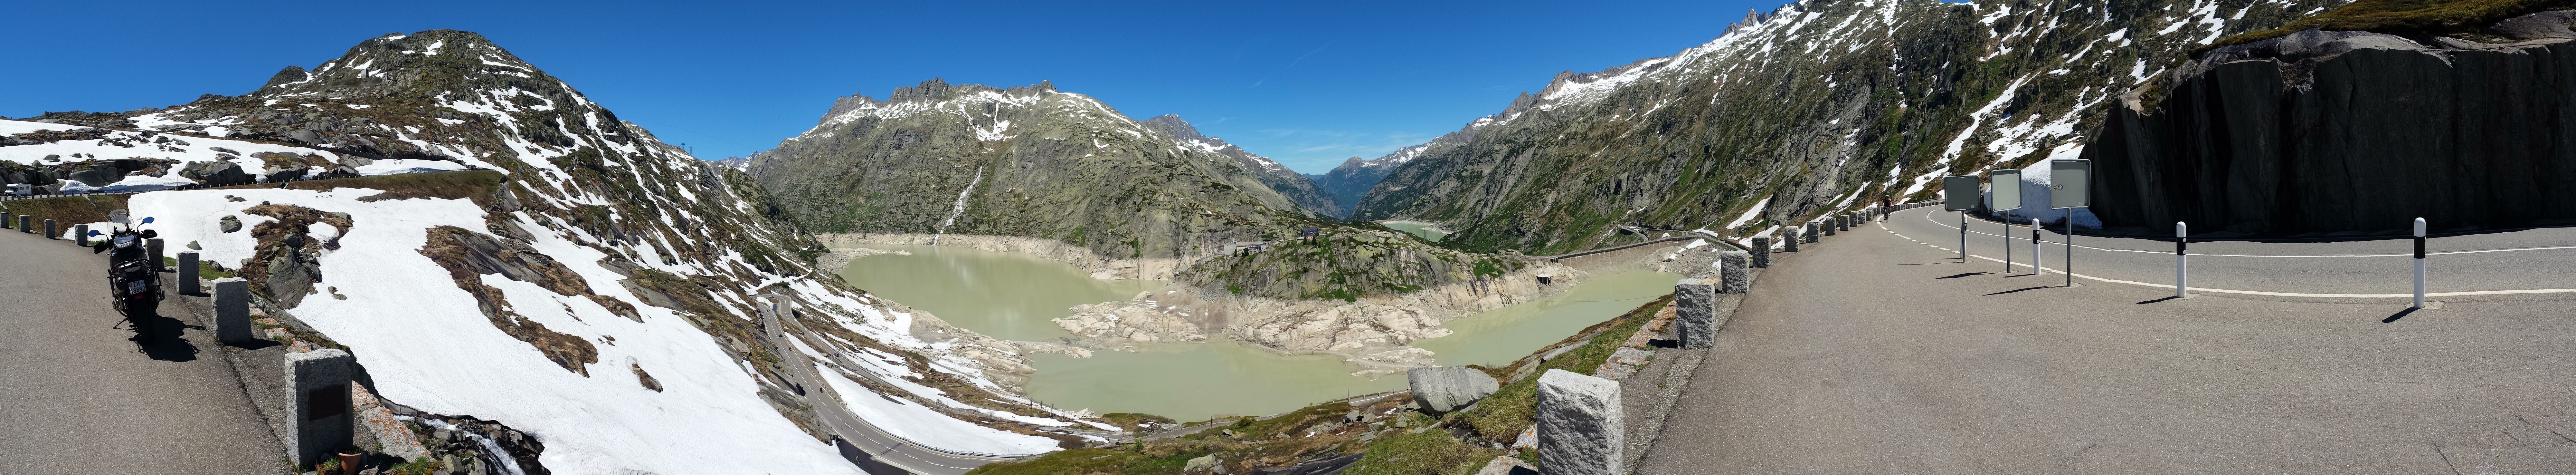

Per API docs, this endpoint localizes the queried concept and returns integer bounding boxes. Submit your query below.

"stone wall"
[815,232,1200,280]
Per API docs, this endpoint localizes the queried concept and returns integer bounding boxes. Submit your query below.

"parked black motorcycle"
[90,217,162,333]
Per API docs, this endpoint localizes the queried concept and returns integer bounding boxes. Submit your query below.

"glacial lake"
[834,243,1679,422]
[1377,220,1452,241]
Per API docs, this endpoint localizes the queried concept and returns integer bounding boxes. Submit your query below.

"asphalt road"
[1890,207,2576,298]
[760,308,1021,475]
[1639,207,2576,473]
[0,226,288,474]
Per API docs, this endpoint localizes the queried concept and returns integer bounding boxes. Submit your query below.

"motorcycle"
[90,216,163,330]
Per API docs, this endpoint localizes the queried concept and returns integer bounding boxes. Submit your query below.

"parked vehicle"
[90,216,161,333]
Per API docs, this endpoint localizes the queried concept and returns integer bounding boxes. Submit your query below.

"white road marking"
[1885,211,2576,299]
[1915,211,2576,258]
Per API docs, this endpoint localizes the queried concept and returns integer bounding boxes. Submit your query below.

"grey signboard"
[1943,175,1979,211]
[2050,159,2089,209]
[1991,169,2021,210]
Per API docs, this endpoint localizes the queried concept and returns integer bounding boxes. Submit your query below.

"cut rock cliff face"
[8,29,1120,472]
[1350,0,2342,254]
[2087,10,2576,235]
[746,79,1321,278]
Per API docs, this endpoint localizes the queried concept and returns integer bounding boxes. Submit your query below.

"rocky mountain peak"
[249,29,539,101]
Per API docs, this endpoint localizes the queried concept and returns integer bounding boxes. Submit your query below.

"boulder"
[1536,369,1622,475]
[1407,366,1498,413]
[220,215,243,233]
[1185,454,1223,473]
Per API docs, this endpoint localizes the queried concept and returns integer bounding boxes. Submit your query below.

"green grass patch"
[2205,0,2576,52]
[1341,431,1499,475]
[0,193,131,229]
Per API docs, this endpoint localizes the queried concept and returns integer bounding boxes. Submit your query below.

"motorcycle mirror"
[140,229,158,238]
[140,217,154,224]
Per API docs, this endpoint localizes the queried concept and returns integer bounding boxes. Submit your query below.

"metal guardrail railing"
[0,169,475,202]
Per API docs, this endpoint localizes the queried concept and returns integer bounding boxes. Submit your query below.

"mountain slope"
[1353,0,2343,254]
[1137,114,1344,217]
[5,30,1111,473]
[746,80,1317,277]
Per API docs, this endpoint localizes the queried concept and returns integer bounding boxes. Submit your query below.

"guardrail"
[0,169,473,202]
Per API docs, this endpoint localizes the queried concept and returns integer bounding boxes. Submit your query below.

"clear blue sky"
[4,0,1780,174]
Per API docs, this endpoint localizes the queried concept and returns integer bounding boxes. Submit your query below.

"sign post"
[2031,218,2043,276]
[2174,221,2189,299]
[2413,218,2427,309]
[2050,159,2090,287]
[1943,175,1979,262]
[1992,170,2022,273]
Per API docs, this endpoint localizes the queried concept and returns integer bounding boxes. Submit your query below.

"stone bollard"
[15,215,27,233]
[1784,229,1801,252]
[1838,214,1851,231]
[73,223,88,246]
[1822,219,1836,236]
[1719,251,1750,294]
[211,277,253,344]
[42,219,54,239]
[147,238,163,266]
[179,252,201,295]
[1751,237,1772,267]
[1537,369,1623,475]
[1804,222,1820,241]
[1673,278,1717,349]
[0,213,10,228]
[286,349,355,468]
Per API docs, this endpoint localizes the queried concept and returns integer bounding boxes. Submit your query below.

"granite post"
[1,213,11,228]
[211,277,253,344]
[1823,219,1836,236]
[1719,251,1751,294]
[147,238,163,266]
[1751,237,1772,267]
[1673,278,1717,349]
[42,219,54,239]
[1784,229,1801,252]
[73,224,88,246]
[178,251,201,295]
[286,349,355,468]
[15,215,27,233]
[1537,369,1623,475]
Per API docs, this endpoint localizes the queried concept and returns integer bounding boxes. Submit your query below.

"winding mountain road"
[1639,205,2576,473]
[0,223,288,474]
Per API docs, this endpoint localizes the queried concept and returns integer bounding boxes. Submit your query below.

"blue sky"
[4,0,1780,174]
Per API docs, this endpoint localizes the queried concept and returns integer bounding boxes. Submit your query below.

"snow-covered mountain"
[1352,0,2344,253]
[3,30,1112,473]
[744,79,1319,276]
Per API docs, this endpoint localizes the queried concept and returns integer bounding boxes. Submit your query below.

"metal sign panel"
[1943,175,1979,211]
[2050,159,2090,209]
[1990,170,2021,210]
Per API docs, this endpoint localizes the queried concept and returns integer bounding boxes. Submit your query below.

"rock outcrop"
[2086,12,2576,235]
